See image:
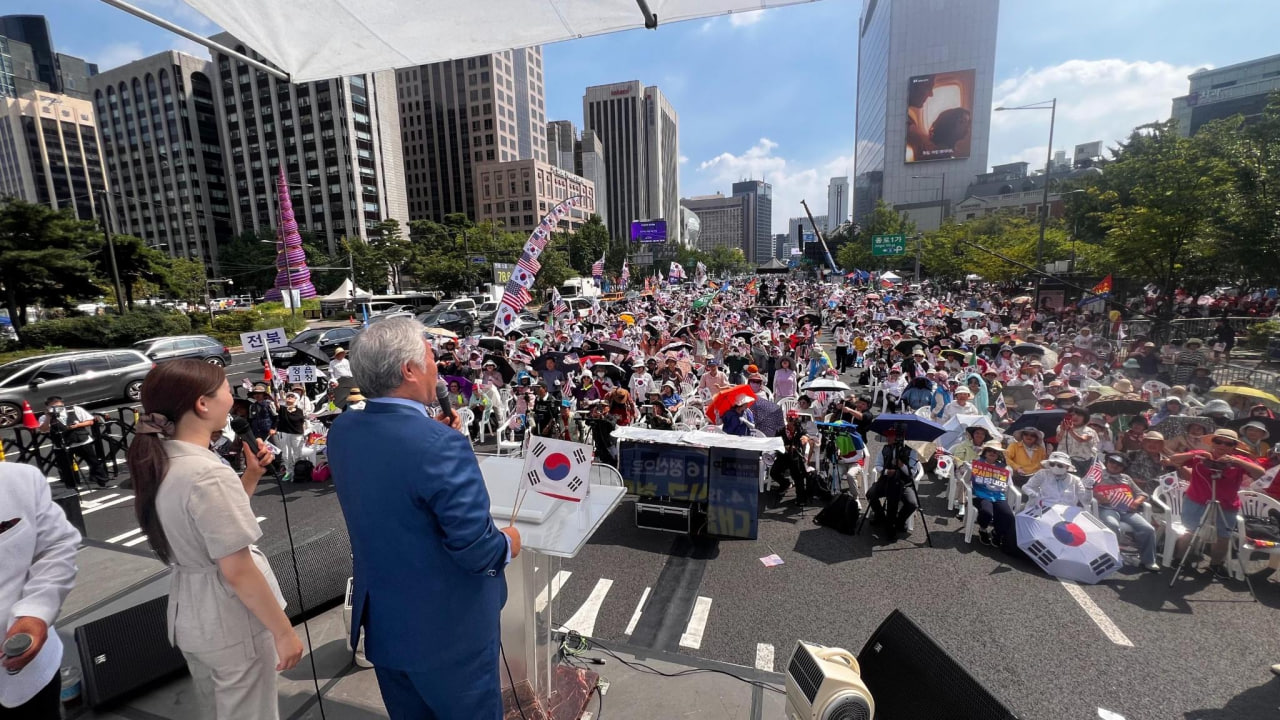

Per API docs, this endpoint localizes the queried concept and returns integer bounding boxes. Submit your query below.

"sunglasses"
[1211,438,1236,447]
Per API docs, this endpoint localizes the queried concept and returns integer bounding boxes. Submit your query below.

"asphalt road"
[12,350,1280,719]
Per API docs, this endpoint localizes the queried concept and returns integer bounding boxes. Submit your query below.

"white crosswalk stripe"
[123,535,149,548]
[82,496,133,514]
[558,579,613,638]
[535,571,571,613]
[755,643,775,672]
[623,587,650,636]
[679,596,713,649]
[105,528,144,544]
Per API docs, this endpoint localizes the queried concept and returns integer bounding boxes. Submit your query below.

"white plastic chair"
[1150,474,1189,567]
[457,407,476,444]
[495,423,523,456]
[589,462,625,487]
[1237,490,1280,572]
[702,425,723,434]
[777,397,799,415]
[679,407,707,429]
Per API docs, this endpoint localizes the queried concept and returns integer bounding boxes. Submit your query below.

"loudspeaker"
[74,595,186,708]
[264,525,353,622]
[50,486,86,537]
[856,609,1019,720]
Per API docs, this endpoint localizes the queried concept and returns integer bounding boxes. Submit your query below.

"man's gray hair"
[349,317,429,398]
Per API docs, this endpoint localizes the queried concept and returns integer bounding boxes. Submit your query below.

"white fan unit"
[784,641,875,720]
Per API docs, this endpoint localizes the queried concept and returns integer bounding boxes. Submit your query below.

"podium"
[478,455,625,716]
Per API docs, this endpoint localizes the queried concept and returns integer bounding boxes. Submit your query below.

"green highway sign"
[871,234,907,256]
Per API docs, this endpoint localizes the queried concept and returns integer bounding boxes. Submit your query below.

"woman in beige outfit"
[128,359,303,719]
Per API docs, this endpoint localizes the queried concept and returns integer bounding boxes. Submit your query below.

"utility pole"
[98,190,127,314]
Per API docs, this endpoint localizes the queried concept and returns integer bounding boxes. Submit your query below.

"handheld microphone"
[230,416,285,476]
[436,379,455,422]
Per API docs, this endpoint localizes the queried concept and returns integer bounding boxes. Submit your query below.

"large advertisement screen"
[630,219,668,243]
[905,69,975,163]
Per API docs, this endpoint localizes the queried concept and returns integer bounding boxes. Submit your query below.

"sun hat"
[1104,452,1128,467]
[1015,427,1044,440]
[1142,431,1165,441]
[981,440,1006,452]
[954,386,972,396]
[1043,451,1073,468]
[1211,428,1239,443]
[1239,421,1270,440]
[347,387,366,403]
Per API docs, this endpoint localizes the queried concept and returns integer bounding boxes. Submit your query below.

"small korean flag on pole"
[521,436,593,502]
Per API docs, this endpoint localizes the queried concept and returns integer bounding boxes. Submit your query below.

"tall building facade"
[89,51,233,270]
[1171,54,1280,137]
[583,81,678,243]
[473,157,595,235]
[827,176,850,229]
[732,180,773,264]
[209,34,408,254]
[680,193,745,253]
[853,0,998,231]
[0,16,95,100]
[547,119,575,171]
[0,17,56,93]
[575,129,607,228]
[396,48,547,223]
[0,88,107,221]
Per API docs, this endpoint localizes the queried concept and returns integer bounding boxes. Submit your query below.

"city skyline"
[7,0,1280,233]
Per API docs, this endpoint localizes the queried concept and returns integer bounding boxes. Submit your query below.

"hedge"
[20,309,193,349]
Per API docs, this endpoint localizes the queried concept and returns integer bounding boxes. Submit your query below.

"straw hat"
[347,387,366,403]
[980,440,1006,453]
[1112,378,1134,394]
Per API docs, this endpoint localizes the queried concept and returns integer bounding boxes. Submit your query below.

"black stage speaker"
[74,595,186,708]
[857,609,1019,720]
[264,525,353,622]
[50,486,86,537]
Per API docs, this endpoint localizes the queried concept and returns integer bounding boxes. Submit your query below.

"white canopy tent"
[153,0,818,82]
[880,271,903,282]
[321,277,372,303]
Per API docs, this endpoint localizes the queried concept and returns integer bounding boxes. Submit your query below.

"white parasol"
[936,414,1002,450]
[1016,503,1121,585]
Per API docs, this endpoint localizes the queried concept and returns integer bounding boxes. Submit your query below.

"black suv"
[133,335,233,366]
[267,326,362,367]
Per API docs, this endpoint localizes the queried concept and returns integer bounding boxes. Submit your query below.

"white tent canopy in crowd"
[881,271,903,282]
[175,0,819,82]
[321,278,371,303]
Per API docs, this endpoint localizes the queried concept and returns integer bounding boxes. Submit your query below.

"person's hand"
[274,629,304,671]
[436,410,464,431]
[242,440,274,478]
[2,616,47,673]
[501,526,522,559]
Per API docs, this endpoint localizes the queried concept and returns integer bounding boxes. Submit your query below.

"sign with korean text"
[239,328,289,353]
[871,234,906,256]
[618,442,708,502]
[286,365,318,384]
[970,460,1010,494]
[706,448,760,539]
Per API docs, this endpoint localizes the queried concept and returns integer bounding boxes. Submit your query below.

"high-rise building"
[853,0,999,231]
[583,81,678,243]
[0,16,56,93]
[547,119,575,171]
[732,180,773,264]
[575,129,607,228]
[396,48,547,223]
[772,232,790,261]
[0,38,17,98]
[1171,54,1280,137]
[54,53,97,101]
[0,16,95,100]
[473,157,595,235]
[680,193,745,254]
[0,88,107,222]
[209,34,408,254]
[827,176,850,230]
[89,51,233,270]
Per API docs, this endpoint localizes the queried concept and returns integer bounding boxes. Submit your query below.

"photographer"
[642,390,674,430]
[586,400,619,467]
[866,425,921,540]
[771,411,815,505]
[530,381,563,439]
[39,396,108,489]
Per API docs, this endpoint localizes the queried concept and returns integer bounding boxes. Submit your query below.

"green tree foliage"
[164,258,208,306]
[216,231,278,295]
[20,307,192,349]
[563,215,611,276]
[0,200,103,335]
[836,200,917,272]
[706,246,753,276]
[369,219,413,292]
[917,215,1092,283]
[97,234,171,310]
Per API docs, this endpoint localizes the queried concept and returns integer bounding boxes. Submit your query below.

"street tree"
[0,200,103,335]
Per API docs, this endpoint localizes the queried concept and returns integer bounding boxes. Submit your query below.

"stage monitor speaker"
[264,525,353,622]
[50,486,86,537]
[856,609,1019,720]
[74,595,186,708]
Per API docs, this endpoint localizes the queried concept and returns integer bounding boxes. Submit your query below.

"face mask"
[1050,465,1068,477]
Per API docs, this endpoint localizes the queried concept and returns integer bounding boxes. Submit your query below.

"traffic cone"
[349,315,357,324]
[21,400,39,430]
[263,365,273,383]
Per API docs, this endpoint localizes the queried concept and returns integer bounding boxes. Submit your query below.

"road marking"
[81,493,119,506]
[623,587,650,636]
[535,571,572,613]
[755,643,775,672]
[122,535,149,548]
[1059,580,1133,647]
[1098,709,1127,720]
[558,578,613,638]
[678,596,713,649]
[255,516,266,522]
[82,496,133,514]
[105,528,144,543]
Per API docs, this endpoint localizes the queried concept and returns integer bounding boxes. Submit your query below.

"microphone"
[230,416,284,476]
[436,379,455,422]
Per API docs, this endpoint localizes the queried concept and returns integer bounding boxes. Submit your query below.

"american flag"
[517,253,541,275]
[592,254,605,279]
[620,260,630,288]
[1083,460,1105,488]
[503,279,531,308]
[552,289,568,316]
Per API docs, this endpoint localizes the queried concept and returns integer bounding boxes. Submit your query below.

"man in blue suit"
[328,318,521,719]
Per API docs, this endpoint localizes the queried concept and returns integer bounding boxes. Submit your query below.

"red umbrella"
[705,384,757,422]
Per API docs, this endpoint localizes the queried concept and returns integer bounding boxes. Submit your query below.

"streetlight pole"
[909,173,946,282]
[995,98,1057,297]
[97,190,128,314]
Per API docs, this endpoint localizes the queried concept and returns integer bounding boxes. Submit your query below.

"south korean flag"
[494,299,521,333]
[523,238,546,261]
[511,264,537,289]
[522,436,593,502]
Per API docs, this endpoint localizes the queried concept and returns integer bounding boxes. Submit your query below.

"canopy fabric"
[612,426,783,452]
[180,0,817,83]
[320,277,371,302]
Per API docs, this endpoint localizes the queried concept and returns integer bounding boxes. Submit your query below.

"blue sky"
[16,0,1280,232]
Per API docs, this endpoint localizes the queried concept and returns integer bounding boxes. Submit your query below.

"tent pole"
[97,0,291,81]
[636,0,659,28]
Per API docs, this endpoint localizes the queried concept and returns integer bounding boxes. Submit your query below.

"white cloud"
[679,155,690,164]
[95,42,148,71]
[989,58,1202,167]
[133,0,217,32]
[728,10,766,27]
[696,138,853,233]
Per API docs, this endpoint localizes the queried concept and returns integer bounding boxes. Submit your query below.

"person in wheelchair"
[867,425,921,540]
[771,411,815,506]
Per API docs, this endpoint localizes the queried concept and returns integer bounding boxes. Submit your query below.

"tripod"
[1169,473,1256,601]
[855,445,934,547]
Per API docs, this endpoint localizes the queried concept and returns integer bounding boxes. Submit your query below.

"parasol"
[673,324,697,339]
[705,384,758,422]
[1016,503,1121,584]
[619,313,636,325]
[1227,416,1280,439]
[600,340,631,357]
[884,318,908,332]
[482,354,515,384]
[423,326,459,339]
[441,375,474,401]
[1012,296,1034,305]
[286,342,330,366]
[956,310,985,320]
[894,338,927,355]
[1087,395,1153,416]
[660,341,693,354]
[936,414,1002,449]
[476,336,507,352]
[1149,414,1211,438]
[864,293,882,301]
[588,361,625,384]
[1208,385,1280,408]
[1007,409,1068,437]
[1012,342,1051,357]
[732,330,755,341]
[801,378,853,394]
[1001,384,1038,411]
[939,348,969,362]
[868,413,946,442]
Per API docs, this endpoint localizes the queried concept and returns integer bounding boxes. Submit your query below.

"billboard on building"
[905,69,975,163]
[1074,141,1103,165]
[630,219,667,243]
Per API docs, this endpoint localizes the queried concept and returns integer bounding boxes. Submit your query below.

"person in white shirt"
[0,463,81,716]
[629,365,654,400]
[1022,452,1091,508]
[940,385,976,423]
[328,347,353,380]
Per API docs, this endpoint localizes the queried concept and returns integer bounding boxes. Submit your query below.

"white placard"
[239,327,290,352]
[287,365,318,384]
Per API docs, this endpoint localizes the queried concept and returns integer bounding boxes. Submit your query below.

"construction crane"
[800,199,841,276]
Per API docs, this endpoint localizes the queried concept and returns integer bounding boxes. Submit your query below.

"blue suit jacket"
[328,401,508,671]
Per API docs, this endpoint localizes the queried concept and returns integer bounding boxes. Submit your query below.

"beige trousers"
[182,630,280,720]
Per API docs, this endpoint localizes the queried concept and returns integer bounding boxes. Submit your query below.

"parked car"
[367,311,415,324]
[415,309,475,336]
[429,298,478,319]
[266,326,362,367]
[133,335,232,366]
[0,350,153,428]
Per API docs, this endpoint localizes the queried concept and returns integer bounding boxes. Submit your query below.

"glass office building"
[853,0,998,230]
